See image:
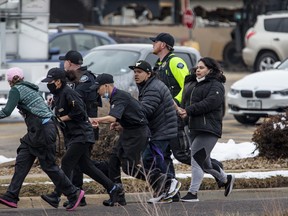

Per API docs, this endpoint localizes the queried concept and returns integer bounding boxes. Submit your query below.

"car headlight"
[273,89,288,96]
[229,88,240,95]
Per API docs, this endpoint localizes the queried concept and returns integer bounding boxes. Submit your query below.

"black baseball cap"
[129,60,152,73]
[59,50,83,65]
[90,73,114,90]
[41,67,66,82]
[149,32,175,48]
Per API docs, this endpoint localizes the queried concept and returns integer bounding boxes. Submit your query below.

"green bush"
[252,113,288,159]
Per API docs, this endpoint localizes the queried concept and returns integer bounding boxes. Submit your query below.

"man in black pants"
[0,67,83,211]
[59,50,100,206]
[89,73,181,204]
[40,68,123,207]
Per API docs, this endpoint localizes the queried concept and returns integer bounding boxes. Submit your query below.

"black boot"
[103,184,123,207]
[41,192,60,208]
[103,192,126,206]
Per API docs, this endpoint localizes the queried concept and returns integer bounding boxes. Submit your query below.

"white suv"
[242,12,288,72]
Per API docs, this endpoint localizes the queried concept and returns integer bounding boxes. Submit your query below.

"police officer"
[59,50,100,206]
[150,32,189,105]
[40,68,123,207]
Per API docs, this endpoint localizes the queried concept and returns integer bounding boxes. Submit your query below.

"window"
[73,33,101,51]
[49,35,72,54]
[264,17,288,33]
[84,50,140,75]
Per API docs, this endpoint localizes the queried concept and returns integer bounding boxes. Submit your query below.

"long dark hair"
[199,57,226,83]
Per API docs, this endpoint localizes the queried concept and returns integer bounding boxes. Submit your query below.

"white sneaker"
[147,193,165,204]
[166,179,181,199]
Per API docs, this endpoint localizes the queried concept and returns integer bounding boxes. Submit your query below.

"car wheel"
[233,115,260,125]
[254,52,279,72]
[223,41,245,69]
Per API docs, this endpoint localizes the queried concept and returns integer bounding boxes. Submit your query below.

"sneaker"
[166,179,181,199]
[66,189,85,211]
[103,192,127,206]
[147,193,166,204]
[0,196,17,208]
[148,197,172,204]
[180,192,199,202]
[63,196,87,207]
[224,174,235,197]
[41,192,60,208]
[104,184,123,207]
[172,191,180,202]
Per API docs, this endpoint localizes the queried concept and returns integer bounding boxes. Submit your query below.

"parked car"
[242,12,288,72]
[37,43,201,99]
[227,58,288,125]
[48,25,117,60]
[82,43,201,95]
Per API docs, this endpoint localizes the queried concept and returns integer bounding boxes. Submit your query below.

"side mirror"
[48,47,60,59]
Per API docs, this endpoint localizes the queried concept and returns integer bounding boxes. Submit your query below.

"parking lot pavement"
[1,188,288,215]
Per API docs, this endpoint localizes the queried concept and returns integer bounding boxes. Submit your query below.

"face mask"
[103,91,109,100]
[47,83,58,94]
[196,76,206,83]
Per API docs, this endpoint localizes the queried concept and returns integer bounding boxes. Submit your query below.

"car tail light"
[246,31,256,40]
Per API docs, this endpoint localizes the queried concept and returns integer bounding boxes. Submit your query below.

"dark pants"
[108,126,171,194]
[56,141,115,196]
[70,128,99,189]
[5,120,77,202]
[142,139,173,178]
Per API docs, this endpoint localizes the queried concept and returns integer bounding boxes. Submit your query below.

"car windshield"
[83,49,140,75]
[277,59,288,70]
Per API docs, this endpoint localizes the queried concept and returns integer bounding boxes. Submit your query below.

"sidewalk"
[2,187,288,209]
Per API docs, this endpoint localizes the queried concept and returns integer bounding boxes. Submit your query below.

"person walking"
[129,60,178,203]
[40,68,122,207]
[177,57,235,202]
[59,50,100,206]
[150,32,189,201]
[89,73,181,204]
[0,67,84,211]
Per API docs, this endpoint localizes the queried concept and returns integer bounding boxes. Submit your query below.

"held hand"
[110,122,122,131]
[177,107,187,119]
[46,94,54,107]
[89,118,99,128]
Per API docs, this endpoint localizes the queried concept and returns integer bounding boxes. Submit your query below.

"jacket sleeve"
[140,87,162,119]
[169,57,190,103]
[0,87,20,119]
[185,82,225,116]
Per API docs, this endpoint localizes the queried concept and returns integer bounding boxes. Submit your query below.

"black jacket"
[183,73,225,137]
[53,85,95,145]
[74,66,100,117]
[138,76,177,141]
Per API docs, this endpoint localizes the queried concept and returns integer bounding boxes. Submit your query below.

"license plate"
[247,100,262,109]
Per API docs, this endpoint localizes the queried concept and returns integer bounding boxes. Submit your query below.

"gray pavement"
[1,188,288,215]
